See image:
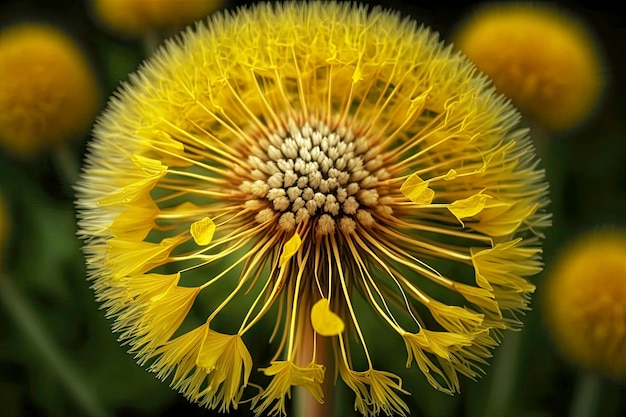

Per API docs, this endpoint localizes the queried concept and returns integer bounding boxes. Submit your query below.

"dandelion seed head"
[77,2,550,415]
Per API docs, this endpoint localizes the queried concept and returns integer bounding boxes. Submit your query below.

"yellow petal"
[105,236,183,279]
[190,217,216,246]
[401,329,478,394]
[279,232,301,268]
[254,361,325,416]
[125,272,180,302]
[338,364,409,416]
[407,88,431,115]
[125,285,201,353]
[98,155,168,206]
[97,175,163,206]
[448,193,490,224]
[443,168,457,180]
[109,195,159,240]
[311,298,345,336]
[131,154,167,175]
[400,173,435,205]
[471,198,540,237]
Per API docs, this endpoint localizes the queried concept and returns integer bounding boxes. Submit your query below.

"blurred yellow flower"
[544,229,626,378]
[76,3,550,416]
[453,3,604,131]
[91,0,223,37]
[0,24,100,157]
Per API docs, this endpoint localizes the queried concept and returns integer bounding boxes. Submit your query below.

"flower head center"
[240,116,390,236]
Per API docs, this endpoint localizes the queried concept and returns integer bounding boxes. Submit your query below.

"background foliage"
[0,1,624,416]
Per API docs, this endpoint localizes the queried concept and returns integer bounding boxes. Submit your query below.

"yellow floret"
[544,229,626,378]
[0,24,99,157]
[454,3,604,130]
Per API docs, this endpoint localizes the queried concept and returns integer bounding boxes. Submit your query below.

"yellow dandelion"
[0,23,100,157]
[91,0,223,37]
[453,3,604,131]
[76,2,550,416]
[543,229,626,379]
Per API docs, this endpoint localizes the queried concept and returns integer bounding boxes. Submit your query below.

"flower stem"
[53,144,80,194]
[569,372,601,417]
[142,31,160,56]
[0,275,109,417]
[293,326,331,417]
[483,331,523,417]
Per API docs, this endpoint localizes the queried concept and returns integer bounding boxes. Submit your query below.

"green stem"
[0,275,109,417]
[142,31,161,56]
[483,331,523,417]
[53,144,80,194]
[569,372,601,417]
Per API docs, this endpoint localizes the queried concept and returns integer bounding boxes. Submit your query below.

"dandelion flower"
[453,3,604,131]
[91,0,223,37]
[544,229,626,379]
[0,24,99,157]
[76,3,550,416]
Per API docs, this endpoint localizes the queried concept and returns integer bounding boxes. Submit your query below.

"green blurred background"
[0,1,624,416]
